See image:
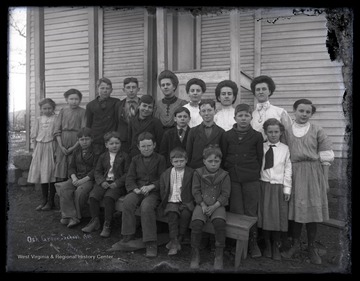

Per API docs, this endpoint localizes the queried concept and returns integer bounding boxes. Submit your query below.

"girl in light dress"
[27,98,57,211]
[54,89,86,181]
[214,80,239,131]
[281,99,334,265]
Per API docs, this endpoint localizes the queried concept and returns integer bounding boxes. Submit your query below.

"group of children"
[27,71,334,270]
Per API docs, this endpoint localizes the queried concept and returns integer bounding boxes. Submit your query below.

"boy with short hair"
[186,99,225,169]
[120,132,167,258]
[183,78,206,128]
[128,95,164,158]
[159,106,191,168]
[154,70,188,131]
[55,127,98,228]
[220,103,264,258]
[86,77,120,155]
[81,131,130,238]
[190,145,231,270]
[159,147,194,255]
[116,77,141,152]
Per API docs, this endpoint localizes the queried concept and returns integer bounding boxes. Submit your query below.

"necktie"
[178,128,184,136]
[264,144,276,170]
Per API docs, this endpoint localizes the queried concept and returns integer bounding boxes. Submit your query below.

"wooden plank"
[45,37,89,47]
[262,29,326,41]
[44,19,89,31]
[321,218,346,229]
[45,43,89,53]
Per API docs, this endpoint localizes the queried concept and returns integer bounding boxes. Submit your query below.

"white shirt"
[106,152,117,181]
[292,122,335,165]
[251,101,293,139]
[169,167,184,203]
[260,141,292,195]
[214,106,235,131]
[184,103,202,128]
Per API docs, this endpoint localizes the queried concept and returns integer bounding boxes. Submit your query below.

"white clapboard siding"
[102,7,145,99]
[200,12,230,69]
[29,9,36,132]
[44,7,90,110]
[260,10,346,157]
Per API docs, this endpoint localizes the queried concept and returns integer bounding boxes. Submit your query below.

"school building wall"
[26,6,348,159]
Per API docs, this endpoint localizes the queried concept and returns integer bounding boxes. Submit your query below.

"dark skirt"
[258,181,289,231]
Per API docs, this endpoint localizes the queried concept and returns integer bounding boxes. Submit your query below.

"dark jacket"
[68,145,98,180]
[128,114,164,158]
[192,166,231,207]
[159,126,190,168]
[85,96,120,144]
[220,124,264,183]
[186,123,225,169]
[159,166,195,211]
[94,150,130,189]
[125,152,167,194]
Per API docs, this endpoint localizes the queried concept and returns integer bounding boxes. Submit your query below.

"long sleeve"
[217,173,231,206]
[68,151,77,177]
[154,118,164,152]
[53,108,64,137]
[280,110,293,130]
[125,159,138,192]
[283,148,292,195]
[94,154,107,185]
[30,117,40,140]
[256,134,264,168]
[114,153,131,188]
[85,103,94,129]
[192,170,203,205]
[159,171,167,201]
[186,128,195,166]
[152,155,167,191]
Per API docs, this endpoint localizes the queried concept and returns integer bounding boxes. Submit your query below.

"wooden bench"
[114,196,257,268]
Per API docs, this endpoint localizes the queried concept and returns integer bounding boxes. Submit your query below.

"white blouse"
[260,141,292,195]
[251,101,293,139]
[214,106,235,131]
[184,103,202,128]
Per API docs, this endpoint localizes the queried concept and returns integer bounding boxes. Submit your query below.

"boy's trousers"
[121,192,160,242]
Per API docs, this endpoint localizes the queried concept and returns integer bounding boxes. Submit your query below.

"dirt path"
[6,181,351,273]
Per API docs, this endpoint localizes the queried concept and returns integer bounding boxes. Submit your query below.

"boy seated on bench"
[190,145,231,270]
[120,132,167,258]
[159,147,194,256]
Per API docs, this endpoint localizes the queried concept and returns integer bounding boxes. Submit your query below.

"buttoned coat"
[159,166,195,211]
[220,124,264,183]
[186,123,225,169]
[68,145,98,180]
[192,166,231,207]
[85,96,120,145]
[125,152,167,194]
[159,126,190,167]
[128,114,164,158]
[94,150,130,189]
